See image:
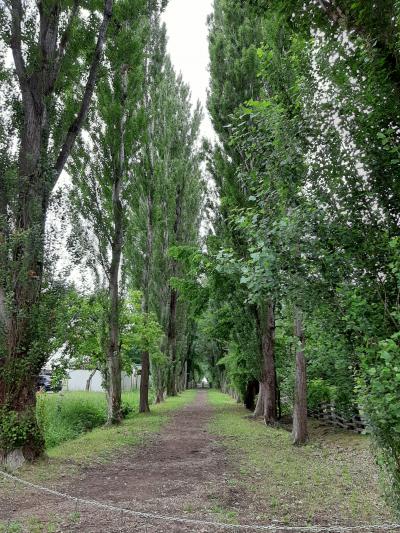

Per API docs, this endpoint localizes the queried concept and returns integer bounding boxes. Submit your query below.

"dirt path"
[1,391,257,532]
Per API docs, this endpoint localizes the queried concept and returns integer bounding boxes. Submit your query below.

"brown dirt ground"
[0,391,271,533]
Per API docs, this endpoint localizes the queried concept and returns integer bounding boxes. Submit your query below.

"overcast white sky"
[162,0,214,139]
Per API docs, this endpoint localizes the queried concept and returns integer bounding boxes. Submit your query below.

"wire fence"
[1,470,400,532]
[308,404,366,433]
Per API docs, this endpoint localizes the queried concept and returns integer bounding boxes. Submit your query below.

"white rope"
[1,470,399,532]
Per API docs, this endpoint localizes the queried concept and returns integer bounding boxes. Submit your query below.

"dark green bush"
[307,378,336,411]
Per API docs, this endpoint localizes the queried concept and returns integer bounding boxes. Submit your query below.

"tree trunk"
[244,379,258,411]
[183,360,188,391]
[106,62,128,426]
[154,366,165,404]
[138,58,157,410]
[166,287,178,396]
[139,351,150,413]
[253,382,265,417]
[0,69,49,462]
[276,370,282,420]
[255,302,277,425]
[0,374,44,464]
[166,179,184,397]
[139,188,154,412]
[138,164,154,415]
[292,309,308,445]
[85,369,97,391]
[155,389,164,404]
[106,236,122,424]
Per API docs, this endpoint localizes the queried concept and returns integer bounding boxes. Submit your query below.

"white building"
[62,368,141,392]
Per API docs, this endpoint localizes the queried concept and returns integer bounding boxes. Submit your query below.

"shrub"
[359,332,400,507]
[307,378,336,411]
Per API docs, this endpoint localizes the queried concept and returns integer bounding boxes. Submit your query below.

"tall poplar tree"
[208,0,279,423]
[125,39,203,409]
[68,0,155,424]
[0,0,113,461]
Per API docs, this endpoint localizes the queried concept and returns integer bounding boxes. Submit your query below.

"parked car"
[36,373,62,392]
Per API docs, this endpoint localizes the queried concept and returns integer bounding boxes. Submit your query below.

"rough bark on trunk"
[0,0,113,462]
[154,366,165,404]
[0,375,44,465]
[183,360,188,391]
[155,389,164,404]
[292,309,308,445]
[139,119,155,412]
[255,302,277,424]
[276,370,282,420]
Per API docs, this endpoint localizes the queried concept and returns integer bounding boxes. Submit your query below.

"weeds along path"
[0,391,257,532]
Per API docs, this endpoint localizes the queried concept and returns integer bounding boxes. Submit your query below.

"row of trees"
[0,0,203,463]
[175,0,400,505]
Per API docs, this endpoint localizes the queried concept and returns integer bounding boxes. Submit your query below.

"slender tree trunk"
[293,308,308,445]
[85,369,97,391]
[166,182,184,397]
[154,365,165,404]
[139,146,154,412]
[106,62,128,425]
[255,302,277,424]
[276,370,282,420]
[155,389,164,404]
[106,207,123,424]
[166,287,178,396]
[139,351,150,412]
[183,360,188,391]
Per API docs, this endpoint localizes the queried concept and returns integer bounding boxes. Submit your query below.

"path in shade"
[1,391,259,532]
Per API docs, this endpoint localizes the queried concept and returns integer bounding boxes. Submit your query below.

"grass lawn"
[207,390,393,527]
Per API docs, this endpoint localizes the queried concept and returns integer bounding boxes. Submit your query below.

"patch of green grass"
[210,505,238,524]
[0,523,22,533]
[26,517,43,533]
[36,390,142,449]
[207,390,393,526]
[67,511,81,525]
[183,503,194,513]
[0,517,59,533]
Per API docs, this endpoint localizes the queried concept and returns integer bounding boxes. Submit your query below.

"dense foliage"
[174,0,400,504]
